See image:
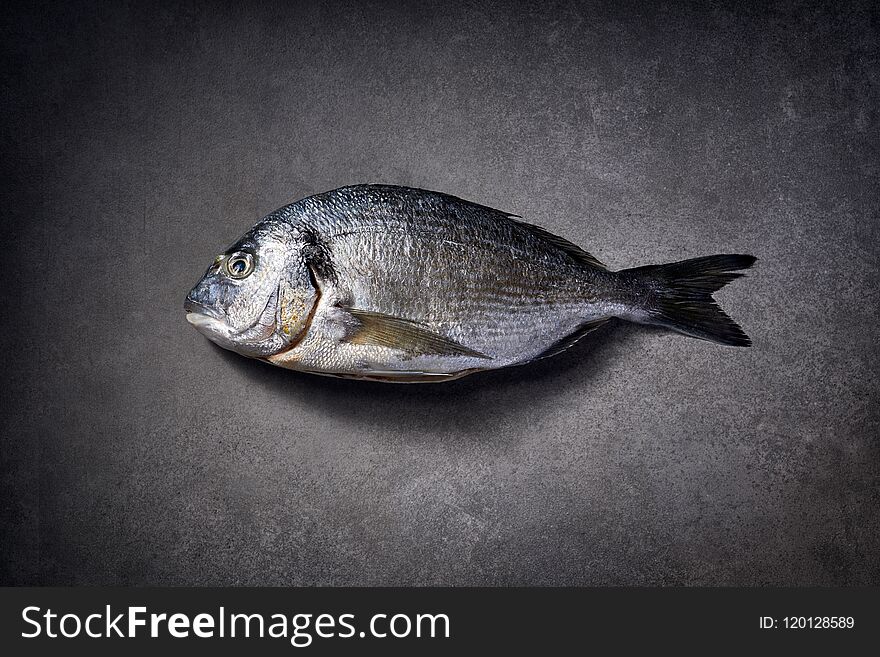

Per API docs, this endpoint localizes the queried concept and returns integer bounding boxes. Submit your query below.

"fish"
[184,184,755,383]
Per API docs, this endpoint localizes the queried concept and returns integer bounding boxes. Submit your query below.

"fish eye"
[224,251,255,279]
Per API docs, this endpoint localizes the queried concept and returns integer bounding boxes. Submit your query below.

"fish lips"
[183,297,220,319]
[184,297,229,334]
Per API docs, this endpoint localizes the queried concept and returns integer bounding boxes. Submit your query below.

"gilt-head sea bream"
[185,185,754,382]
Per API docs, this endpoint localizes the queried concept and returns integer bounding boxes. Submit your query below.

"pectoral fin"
[344,308,490,360]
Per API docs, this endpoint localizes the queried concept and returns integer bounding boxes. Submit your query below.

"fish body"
[185,185,754,382]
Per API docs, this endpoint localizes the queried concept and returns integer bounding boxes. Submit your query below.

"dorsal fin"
[412,186,607,271]
[509,217,607,271]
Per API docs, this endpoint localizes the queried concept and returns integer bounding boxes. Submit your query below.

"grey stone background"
[2,0,878,585]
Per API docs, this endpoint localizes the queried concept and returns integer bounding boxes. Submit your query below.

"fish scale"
[185,185,755,382]
[327,234,586,354]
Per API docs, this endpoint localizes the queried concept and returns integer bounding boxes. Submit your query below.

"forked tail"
[618,254,756,346]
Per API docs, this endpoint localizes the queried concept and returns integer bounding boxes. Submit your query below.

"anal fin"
[529,318,609,362]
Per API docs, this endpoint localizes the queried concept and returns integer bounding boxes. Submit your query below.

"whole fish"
[185,185,754,382]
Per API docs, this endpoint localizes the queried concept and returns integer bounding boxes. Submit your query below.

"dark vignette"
[1,0,878,585]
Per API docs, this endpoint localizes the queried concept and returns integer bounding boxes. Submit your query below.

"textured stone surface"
[1,0,877,585]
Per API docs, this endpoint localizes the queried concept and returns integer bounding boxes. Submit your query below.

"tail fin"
[620,254,756,346]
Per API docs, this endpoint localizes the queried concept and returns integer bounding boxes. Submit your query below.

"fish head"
[184,220,318,358]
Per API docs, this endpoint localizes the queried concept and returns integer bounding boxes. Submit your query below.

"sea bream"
[184,185,755,382]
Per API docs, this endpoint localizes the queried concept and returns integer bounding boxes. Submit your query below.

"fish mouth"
[183,289,278,339]
[184,297,229,332]
[183,297,219,318]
